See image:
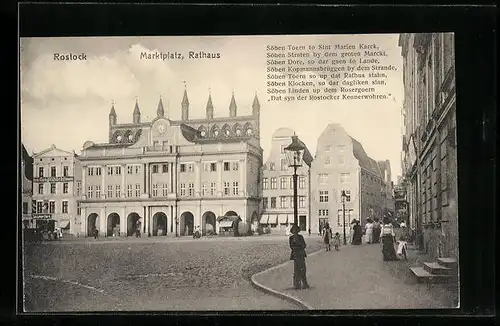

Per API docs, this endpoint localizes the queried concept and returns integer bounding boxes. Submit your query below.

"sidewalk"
[252,242,458,310]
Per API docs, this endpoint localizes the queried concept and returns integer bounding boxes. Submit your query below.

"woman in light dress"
[365,218,374,244]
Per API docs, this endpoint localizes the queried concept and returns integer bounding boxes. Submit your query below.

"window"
[76,182,81,196]
[180,183,186,196]
[63,166,69,177]
[270,177,277,189]
[88,167,94,176]
[340,173,350,184]
[63,183,69,194]
[202,183,208,196]
[95,167,101,176]
[319,209,329,216]
[187,164,194,173]
[36,202,43,213]
[280,158,287,171]
[224,162,230,171]
[135,184,141,197]
[325,155,331,165]
[77,202,81,215]
[342,190,351,202]
[269,162,275,171]
[162,183,168,196]
[107,166,113,175]
[319,190,329,202]
[232,182,239,196]
[115,185,121,198]
[204,163,210,172]
[290,197,294,208]
[232,162,239,171]
[152,184,158,197]
[62,201,68,214]
[152,165,159,173]
[50,183,56,194]
[263,197,268,209]
[280,177,287,189]
[38,167,44,178]
[270,197,277,208]
[135,165,141,174]
[162,164,168,173]
[299,196,306,208]
[107,185,113,198]
[319,174,328,184]
[127,184,133,197]
[38,183,44,194]
[87,185,93,199]
[95,185,101,198]
[299,176,306,189]
[49,201,55,213]
[51,166,56,177]
[128,166,133,174]
[188,183,195,197]
[280,196,288,208]
[180,164,186,172]
[22,202,28,214]
[115,166,121,175]
[224,182,230,196]
[210,182,216,196]
[210,163,217,172]
[263,178,269,190]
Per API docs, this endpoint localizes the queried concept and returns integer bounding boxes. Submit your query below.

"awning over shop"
[268,215,278,224]
[218,220,234,228]
[217,215,241,222]
[278,215,288,224]
[58,221,70,229]
[259,215,269,224]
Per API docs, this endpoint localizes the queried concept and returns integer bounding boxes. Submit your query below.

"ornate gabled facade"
[78,88,263,238]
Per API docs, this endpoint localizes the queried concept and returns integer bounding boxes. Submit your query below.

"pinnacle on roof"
[206,93,214,110]
[252,92,260,108]
[229,91,237,110]
[181,83,189,106]
[133,99,141,115]
[157,97,165,116]
[109,102,117,117]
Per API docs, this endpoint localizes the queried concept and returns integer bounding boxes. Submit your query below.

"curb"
[250,249,324,310]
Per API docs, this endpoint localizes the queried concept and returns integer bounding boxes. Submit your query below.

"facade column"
[239,158,245,196]
[101,165,106,199]
[82,166,87,200]
[196,161,202,197]
[170,205,174,234]
[197,203,202,229]
[80,207,86,237]
[169,162,174,193]
[217,160,222,196]
[146,163,150,197]
[120,207,126,236]
[145,206,150,236]
[100,207,106,237]
[143,163,147,194]
[173,204,178,236]
[173,161,178,194]
[121,164,126,198]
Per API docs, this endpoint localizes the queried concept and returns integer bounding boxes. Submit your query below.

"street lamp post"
[284,135,305,227]
[175,217,178,237]
[341,190,347,245]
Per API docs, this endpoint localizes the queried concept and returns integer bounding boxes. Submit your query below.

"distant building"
[21,144,34,227]
[310,123,394,238]
[260,128,313,233]
[399,33,458,260]
[78,88,263,237]
[32,145,82,235]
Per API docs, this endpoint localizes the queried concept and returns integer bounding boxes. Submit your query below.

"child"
[333,232,341,251]
[396,234,408,260]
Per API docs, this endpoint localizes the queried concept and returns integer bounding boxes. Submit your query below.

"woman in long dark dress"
[351,220,362,245]
[381,217,398,261]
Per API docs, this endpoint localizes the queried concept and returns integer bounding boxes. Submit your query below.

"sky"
[20,34,404,182]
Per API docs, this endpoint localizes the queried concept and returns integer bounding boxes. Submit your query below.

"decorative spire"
[133,97,141,123]
[181,81,189,121]
[252,92,260,111]
[157,96,165,117]
[229,90,237,117]
[206,88,214,120]
[109,101,117,117]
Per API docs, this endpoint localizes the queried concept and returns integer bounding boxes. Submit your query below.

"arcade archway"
[87,213,99,237]
[107,213,120,236]
[180,211,194,236]
[127,212,141,236]
[225,210,238,217]
[202,211,216,235]
[152,212,168,236]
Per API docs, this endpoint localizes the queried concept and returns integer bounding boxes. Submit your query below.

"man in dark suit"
[289,224,310,289]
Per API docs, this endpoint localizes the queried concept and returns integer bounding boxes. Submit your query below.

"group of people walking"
[321,222,341,251]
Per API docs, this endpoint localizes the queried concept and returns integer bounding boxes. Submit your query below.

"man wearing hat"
[289,224,310,289]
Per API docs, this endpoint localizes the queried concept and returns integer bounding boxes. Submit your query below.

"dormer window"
[128,134,134,141]
[213,130,219,137]
[225,129,230,136]
[246,128,253,136]
[200,130,206,137]
[235,129,241,136]
[117,135,122,142]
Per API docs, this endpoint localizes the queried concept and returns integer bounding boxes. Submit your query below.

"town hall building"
[78,88,263,237]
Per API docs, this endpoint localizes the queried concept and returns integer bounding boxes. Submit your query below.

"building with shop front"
[31,145,82,235]
[78,88,263,237]
[310,123,394,238]
[260,128,313,233]
[399,33,458,260]
[21,144,34,227]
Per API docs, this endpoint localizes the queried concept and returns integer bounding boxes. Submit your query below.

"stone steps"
[410,257,458,284]
[410,267,452,283]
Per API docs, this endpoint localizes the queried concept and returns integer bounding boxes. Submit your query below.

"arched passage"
[127,212,141,236]
[107,212,120,236]
[202,211,216,235]
[152,212,168,236]
[225,210,238,217]
[180,211,194,236]
[87,213,99,237]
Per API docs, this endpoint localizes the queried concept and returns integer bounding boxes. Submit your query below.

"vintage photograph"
[20,33,458,311]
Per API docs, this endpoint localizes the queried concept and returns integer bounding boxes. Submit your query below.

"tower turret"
[133,99,141,124]
[206,90,214,120]
[109,102,117,141]
[157,97,165,117]
[252,92,260,135]
[181,85,189,121]
[229,90,237,117]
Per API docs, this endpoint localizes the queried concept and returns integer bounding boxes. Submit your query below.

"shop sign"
[32,214,52,219]
[34,176,74,183]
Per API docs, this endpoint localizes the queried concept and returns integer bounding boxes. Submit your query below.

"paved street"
[253,242,459,309]
[22,235,324,312]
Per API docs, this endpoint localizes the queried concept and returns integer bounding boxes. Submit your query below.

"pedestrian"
[323,225,332,251]
[372,217,381,243]
[365,218,374,244]
[351,220,362,245]
[381,217,398,261]
[333,232,341,251]
[308,228,311,236]
[289,224,309,290]
[94,228,99,239]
